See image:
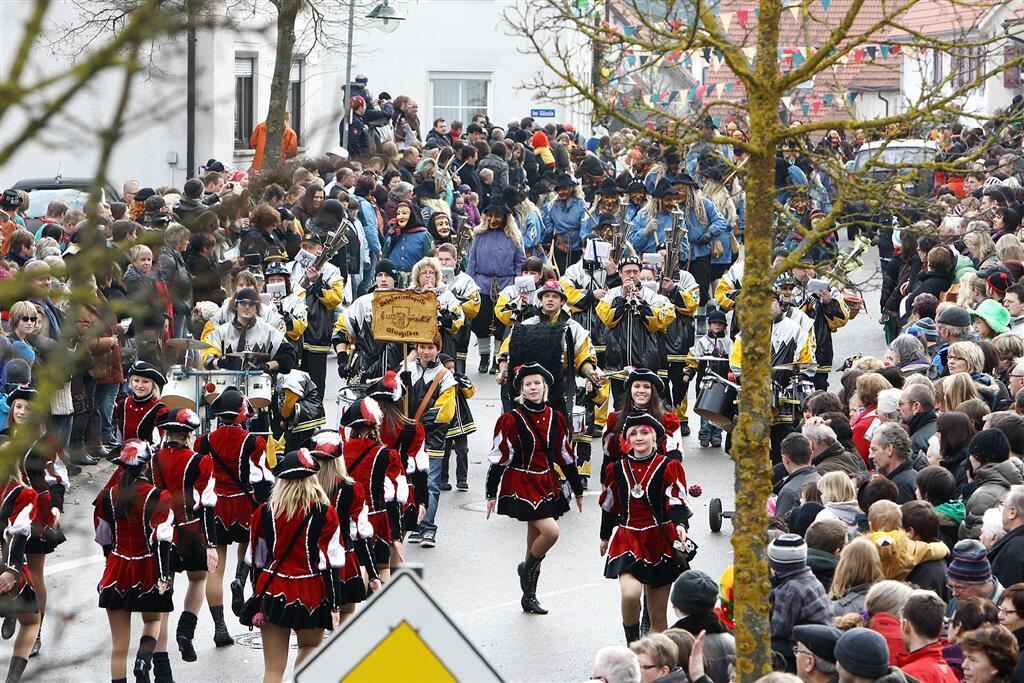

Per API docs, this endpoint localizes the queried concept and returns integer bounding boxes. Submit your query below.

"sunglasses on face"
[20,316,38,323]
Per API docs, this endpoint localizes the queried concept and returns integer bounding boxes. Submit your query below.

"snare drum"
[204,374,233,404]
[694,375,738,429]
[162,365,199,410]
[336,384,367,416]
[571,405,588,435]
[246,373,273,409]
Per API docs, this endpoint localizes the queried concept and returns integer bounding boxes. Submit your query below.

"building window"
[431,75,489,125]
[953,45,985,90]
[234,57,256,149]
[286,60,303,146]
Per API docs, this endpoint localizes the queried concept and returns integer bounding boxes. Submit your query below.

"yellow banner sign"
[371,290,439,344]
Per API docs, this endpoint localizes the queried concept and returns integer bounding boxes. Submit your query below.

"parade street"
[31,244,886,682]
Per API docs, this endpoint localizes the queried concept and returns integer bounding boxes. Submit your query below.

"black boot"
[133,635,156,683]
[209,605,234,647]
[478,352,491,374]
[5,656,27,683]
[640,595,651,637]
[517,558,528,594]
[175,611,198,662]
[152,652,174,683]
[520,553,547,615]
[624,623,641,645]
[1,616,14,640]
[231,561,249,616]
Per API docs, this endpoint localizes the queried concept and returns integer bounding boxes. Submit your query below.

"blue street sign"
[530,108,556,118]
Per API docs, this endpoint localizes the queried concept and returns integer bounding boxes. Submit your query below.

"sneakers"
[700,439,711,448]
[407,531,422,544]
[420,530,436,548]
[711,438,722,448]
[440,482,452,491]
[456,481,469,491]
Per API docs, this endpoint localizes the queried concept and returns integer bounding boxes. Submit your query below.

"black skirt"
[496,494,569,522]
[172,526,208,573]
[215,519,250,546]
[98,585,174,613]
[337,575,367,605]
[26,527,66,555]
[369,538,391,567]
[240,594,333,631]
[0,584,38,617]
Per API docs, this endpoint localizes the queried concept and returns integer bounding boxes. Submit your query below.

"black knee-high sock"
[5,655,27,683]
[152,652,173,683]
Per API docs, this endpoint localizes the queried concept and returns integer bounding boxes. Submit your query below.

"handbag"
[711,239,725,259]
[241,508,315,627]
[729,233,741,254]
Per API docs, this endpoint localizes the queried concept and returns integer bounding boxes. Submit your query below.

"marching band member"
[438,353,476,492]
[628,179,686,259]
[194,388,270,648]
[543,173,587,274]
[332,259,404,381]
[729,293,816,463]
[790,261,850,390]
[310,430,381,621]
[486,363,584,615]
[400,335,457,549]
[597,256,676,407]
[94,440,174,683]
[580,178,625,242]
[601,369,683,485]
[600,412,692,643]
[339,396,409,582]
[410,257,466,358]
[262,258,307,352]
[2,386,67,659]
[714,257,743,338]
[435,243,481,374]
[114,362,168,446]
[493,256,545,330]
[684,309,733,448]
[658,251,701,436]
[272,370,326,452]
[561,228,621,363]
[151,408,217,679]
[201,288,297,375]
[239,449,345,683]
[202,269,284,339]
[624,179,647,224]
[284,234,345,399]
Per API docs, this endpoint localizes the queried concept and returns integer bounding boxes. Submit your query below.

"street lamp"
[342,0,406,149]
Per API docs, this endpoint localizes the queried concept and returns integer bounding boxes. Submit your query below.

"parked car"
[12,177,122,231]
[851,139,939,197]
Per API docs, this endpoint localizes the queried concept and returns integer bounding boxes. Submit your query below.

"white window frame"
[286,59,303,146]
[234,54,257,149]
[429,72,492,126]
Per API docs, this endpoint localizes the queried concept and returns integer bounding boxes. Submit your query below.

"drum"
[571,405,588,435]
[336,384,368,416]
[843,293,864,320]
[694,375,738,429]
[162,366,198,410]
[246,373,273,409]
[204,374,233,405]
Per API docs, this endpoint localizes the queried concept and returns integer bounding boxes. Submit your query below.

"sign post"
[294,568,503,682]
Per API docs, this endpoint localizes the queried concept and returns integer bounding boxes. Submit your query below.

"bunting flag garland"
[721,11,732,32]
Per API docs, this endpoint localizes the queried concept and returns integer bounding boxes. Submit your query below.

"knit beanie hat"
[968,428,1011,465]
[947,539,992,585]
[670,570,719,614]
[768,533,807,571]
[835,628,890,679]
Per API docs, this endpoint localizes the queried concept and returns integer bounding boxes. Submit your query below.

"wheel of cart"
[708,497,735,533]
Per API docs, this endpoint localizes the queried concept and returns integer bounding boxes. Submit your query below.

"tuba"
[663,208,685,280]
[300,221,351,289]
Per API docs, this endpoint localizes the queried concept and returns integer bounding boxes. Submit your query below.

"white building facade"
[0,0,590,191]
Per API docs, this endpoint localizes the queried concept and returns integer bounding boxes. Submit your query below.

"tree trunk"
[731,1,782,677]
[263,0,301,171]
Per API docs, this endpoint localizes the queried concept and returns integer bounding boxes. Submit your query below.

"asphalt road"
[28,244,888,682]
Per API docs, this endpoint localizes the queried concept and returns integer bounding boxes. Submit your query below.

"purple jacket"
[467,228,526,294]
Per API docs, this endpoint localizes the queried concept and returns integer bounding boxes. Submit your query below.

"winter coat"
[157,247,193,316]
[832,582,871,616]
[769,566,832,642]
[775,466,820,520]
[905,271,953,316]
[905,409,937,461]
[816,500,862,536]
[989,524,1024,589]
[850,407,876,463]
[883,460,919,503]
[896,644,958,683]
[477,154,510,190]
[907,558,949,602]
[869,612,908,665]
[961,459,1024,539]
[813,442,867,478]
[385,226,433,273]
[806,548,838,592]
[972,372,1011,412]
[670,612,735,683]
[467,228,526,293]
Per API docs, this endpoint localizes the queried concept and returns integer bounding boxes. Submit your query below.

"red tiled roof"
[886,0,994,38]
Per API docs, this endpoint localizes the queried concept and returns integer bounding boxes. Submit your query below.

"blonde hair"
[996,234,1024,263]
[943,372,980,409]
[949,341,985,374]
[473,212,523,247]
[8,300,39,323]
[867,499,902,532]
[817,471,856,504]
[851,356,884,373]
[411,257,443,289]
[268,476,328,520]
[856,373,892,408]
[315,457,351,498]
[964,229,997,262]
[830,537,884,599]
[128,244,153,262]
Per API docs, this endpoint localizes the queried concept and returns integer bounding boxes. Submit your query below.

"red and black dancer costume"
[152,408,217,667]
[310,429,380,604]
[94,439,175,681]
[366,372,428,540]
[240,449,346,630]
[114,362,168,445]
[0,478,40,683]
[194,387,270,644]
[600,412,692,586]
[487,364,584,615]
[339,398,408,567]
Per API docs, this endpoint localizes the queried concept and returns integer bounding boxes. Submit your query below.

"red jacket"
[897,642,958,683]
[850,406,877,464]
[868,612,908,665]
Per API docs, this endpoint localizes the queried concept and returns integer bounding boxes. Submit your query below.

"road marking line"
[48,554,104,574]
